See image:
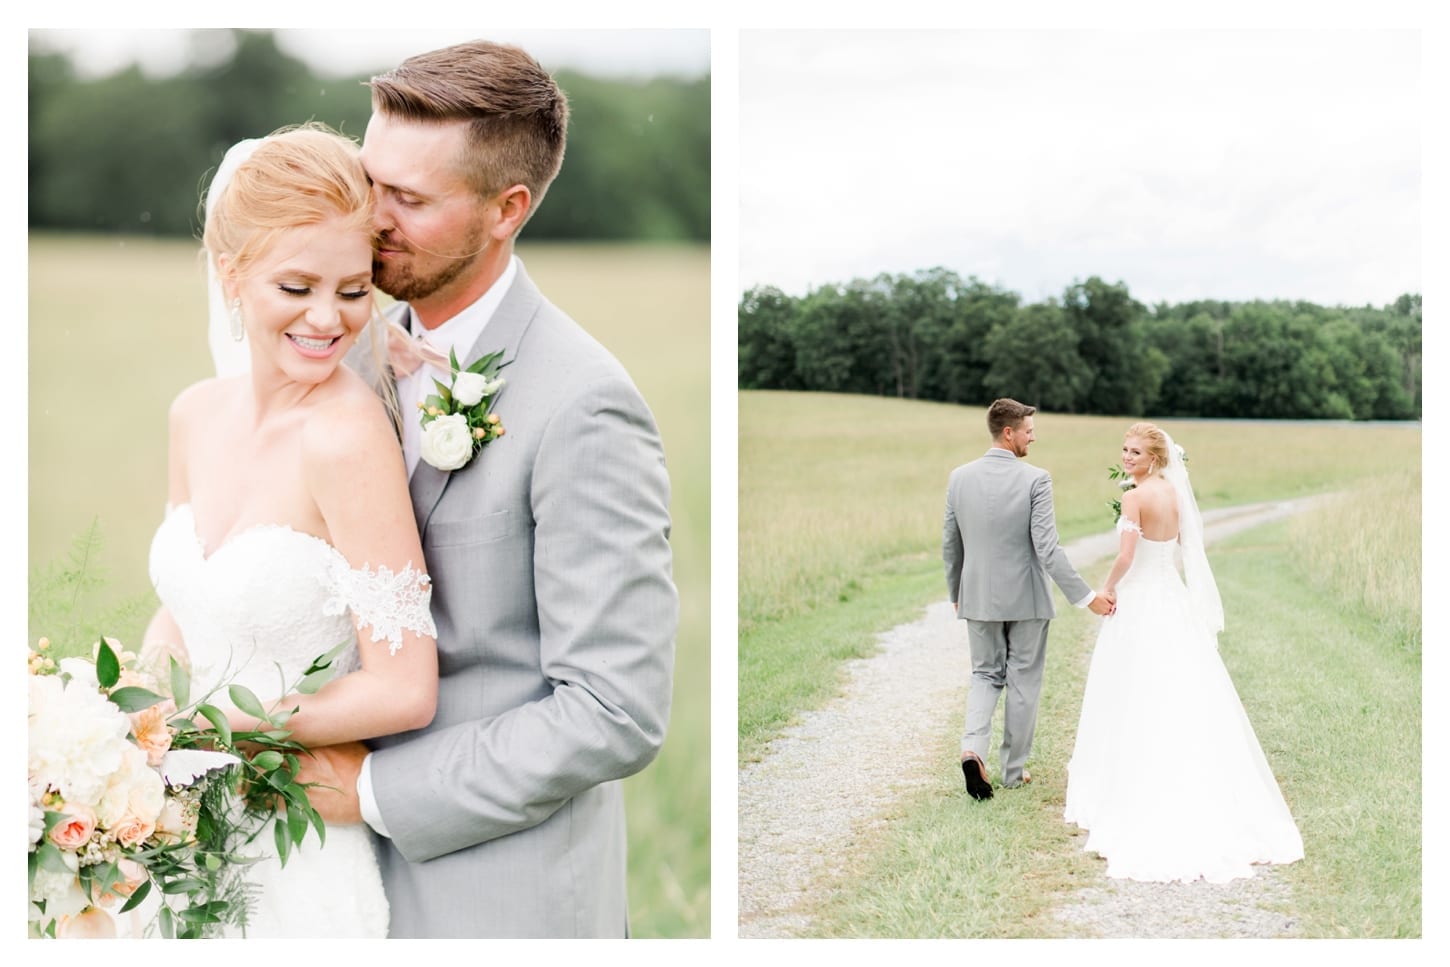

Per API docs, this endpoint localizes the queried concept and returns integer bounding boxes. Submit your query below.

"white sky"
[740,28,1422,308]
[28,28,710,80]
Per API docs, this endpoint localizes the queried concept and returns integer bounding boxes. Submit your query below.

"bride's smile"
[222,215,375,384]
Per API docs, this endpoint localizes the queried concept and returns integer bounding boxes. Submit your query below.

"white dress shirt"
[358,256,520,838]
[397,256,519,478]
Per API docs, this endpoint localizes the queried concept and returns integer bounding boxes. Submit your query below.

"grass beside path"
[801,494,1421,938]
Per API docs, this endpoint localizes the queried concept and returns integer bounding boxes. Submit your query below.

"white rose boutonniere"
[418,348,509,472]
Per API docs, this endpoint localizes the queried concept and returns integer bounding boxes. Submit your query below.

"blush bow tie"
[386,319,452,378]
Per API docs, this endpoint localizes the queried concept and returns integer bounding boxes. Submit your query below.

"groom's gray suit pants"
[961,617,1049,787]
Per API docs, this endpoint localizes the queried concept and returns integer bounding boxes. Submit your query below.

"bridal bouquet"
[417,347,509,471]
[28,636,342,938]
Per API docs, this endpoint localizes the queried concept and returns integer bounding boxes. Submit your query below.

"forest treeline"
[29,30,708,242]
[738,271,1421,421]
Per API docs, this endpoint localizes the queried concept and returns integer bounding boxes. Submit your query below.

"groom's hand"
[294,742,368,824]
[1088,593,1115,616]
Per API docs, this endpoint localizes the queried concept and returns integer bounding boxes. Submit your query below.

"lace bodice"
[148,504,434,700]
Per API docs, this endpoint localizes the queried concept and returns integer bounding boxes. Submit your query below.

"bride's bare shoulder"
[167,375,246,432]
[302,371,397,464]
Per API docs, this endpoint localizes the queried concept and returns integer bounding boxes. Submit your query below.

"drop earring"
[230,298,245,342]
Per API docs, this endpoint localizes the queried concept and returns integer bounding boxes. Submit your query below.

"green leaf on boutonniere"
[449,347,461,373]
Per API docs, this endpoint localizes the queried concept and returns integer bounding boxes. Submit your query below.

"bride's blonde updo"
[1124,421,1171,476]
[202,123,373,279]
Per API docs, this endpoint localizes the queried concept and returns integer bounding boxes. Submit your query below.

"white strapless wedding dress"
[149,504,418,937]
[1064,520,1304,883]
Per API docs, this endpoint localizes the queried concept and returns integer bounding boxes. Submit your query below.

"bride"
[142,125,436,937]
[1063,422,1303,883]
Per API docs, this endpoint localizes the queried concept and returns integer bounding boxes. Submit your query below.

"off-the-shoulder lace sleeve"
[1116,517,1142,535]
[321,558,437,655]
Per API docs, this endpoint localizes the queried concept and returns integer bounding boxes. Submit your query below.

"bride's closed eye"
[277,283,371,300]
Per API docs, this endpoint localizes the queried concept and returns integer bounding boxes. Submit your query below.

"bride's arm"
[231,395,438,747]
[142,386,201,672]
[1101,489,1142,596]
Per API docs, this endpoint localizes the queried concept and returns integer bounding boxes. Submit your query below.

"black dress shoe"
[960,752,993,800]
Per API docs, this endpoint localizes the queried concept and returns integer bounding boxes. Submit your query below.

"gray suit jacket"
[942,449,1090,621]
[351,264,677,937]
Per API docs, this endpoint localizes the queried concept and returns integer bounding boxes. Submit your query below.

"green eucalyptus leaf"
[119,878,152,913]
[161,877,205,894]
[309,807,327,846]
[169,657,190,710]
[228,685,268,721]
[251,750,285,771]
[273,817,291,867]
[196,704,233,746]
[303,641,350,675]
[108,685,164,713]
[159,905,175,938]
[96,640,121,688]
[295,668,333,694]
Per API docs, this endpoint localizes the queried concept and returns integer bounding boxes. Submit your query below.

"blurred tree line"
[29,30,708,242]
[739,272,1421,421]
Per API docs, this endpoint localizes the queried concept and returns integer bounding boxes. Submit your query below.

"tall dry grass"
[1289,470,1422,650]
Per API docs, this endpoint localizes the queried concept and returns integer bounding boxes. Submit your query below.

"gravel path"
[737,497,1325,939]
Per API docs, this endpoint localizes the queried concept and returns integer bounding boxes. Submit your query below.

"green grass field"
[739,389,1422,762]
[739,390,1421,937]
[805,476,1421,938]
[27,233,710,938]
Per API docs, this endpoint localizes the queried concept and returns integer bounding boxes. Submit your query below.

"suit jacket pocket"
[425,510,517,549]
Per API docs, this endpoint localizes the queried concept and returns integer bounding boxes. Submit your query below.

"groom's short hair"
[369,40,569,216]
[987,398,1035,438]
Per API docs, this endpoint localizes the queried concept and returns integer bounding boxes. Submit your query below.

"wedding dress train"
[148,504,412,937]
[1063,520,1304,883]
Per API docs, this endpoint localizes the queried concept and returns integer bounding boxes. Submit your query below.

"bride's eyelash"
[277,284,371,300]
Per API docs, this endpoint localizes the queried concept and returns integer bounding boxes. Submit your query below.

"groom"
[303,40,678,937]
[942,399,1111,800]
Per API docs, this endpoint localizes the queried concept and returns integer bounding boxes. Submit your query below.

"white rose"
[451,371,491,407]
[420,414,474,471]
[58,657,99,690]
[28,675,132,808]
[95,744,164,830]
[31,851,88,920]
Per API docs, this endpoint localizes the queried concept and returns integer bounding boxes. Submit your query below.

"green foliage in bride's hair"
[1107,464,1135,523]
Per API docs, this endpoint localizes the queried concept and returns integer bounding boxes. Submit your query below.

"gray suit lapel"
[407,263,544,536]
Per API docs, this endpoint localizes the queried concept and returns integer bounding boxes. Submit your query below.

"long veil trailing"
[1162,432,1224,640]
[205,139,263,378]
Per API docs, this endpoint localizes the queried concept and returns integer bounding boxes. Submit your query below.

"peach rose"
[48,803,97,850]
[97,858,147,907]
[129,702,175,767]
[56,906,117,939]
[111,813,155,848]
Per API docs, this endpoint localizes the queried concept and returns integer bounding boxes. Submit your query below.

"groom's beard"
[372,225,488,303]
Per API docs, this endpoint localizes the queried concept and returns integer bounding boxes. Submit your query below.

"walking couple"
[942,398,1302,883]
